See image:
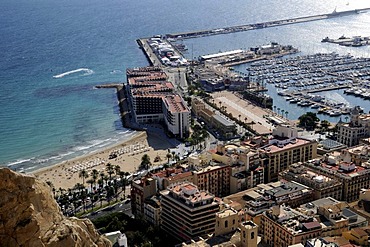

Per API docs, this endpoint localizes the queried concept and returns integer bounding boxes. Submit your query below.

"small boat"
[311,104,320,109]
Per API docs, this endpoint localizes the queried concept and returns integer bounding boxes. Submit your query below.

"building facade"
[160,182,219,241]
[337,106,370,147]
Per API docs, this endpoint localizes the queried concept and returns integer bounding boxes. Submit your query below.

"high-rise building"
[160,182,219,241]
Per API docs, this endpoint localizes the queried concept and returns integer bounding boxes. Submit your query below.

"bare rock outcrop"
[0,168,111,247]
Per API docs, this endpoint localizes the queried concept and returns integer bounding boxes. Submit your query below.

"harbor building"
[293,157,370,202]
[160,182,219,242]
[279,163,343,201]
[191,98,237,140]
[257,124,318,183]
[126,67,190,138]
[337,106,370,147]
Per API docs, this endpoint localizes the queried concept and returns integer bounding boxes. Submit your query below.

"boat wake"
[53,68,94,79]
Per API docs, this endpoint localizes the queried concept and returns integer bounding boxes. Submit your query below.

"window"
[225,220,228,228]
[251,232,255,239]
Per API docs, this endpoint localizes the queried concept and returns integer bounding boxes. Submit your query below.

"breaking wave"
[53,68,94,79]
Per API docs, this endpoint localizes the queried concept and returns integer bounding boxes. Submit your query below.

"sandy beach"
[32,130,175,190]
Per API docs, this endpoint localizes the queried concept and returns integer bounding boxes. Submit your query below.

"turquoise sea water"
[1,0,370,171]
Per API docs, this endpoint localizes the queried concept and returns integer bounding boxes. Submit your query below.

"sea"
[1,0,370,172]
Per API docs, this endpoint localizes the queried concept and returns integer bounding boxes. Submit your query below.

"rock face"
[0,168,111,247]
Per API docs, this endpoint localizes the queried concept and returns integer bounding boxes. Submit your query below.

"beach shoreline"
[31,130,175,190]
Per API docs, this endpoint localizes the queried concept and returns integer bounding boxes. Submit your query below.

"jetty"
[322,35,370,47]
[165,8,370,40]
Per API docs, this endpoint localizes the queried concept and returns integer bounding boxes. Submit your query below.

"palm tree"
[277,107,281,116]
[345,116,349,123]
[106,163,114,181]
[114,165,121,178]
[166,153,172,164]
[171,151,176,160]
[91,169,99,189]
[141,154,151,170]
[281,109,285,118]
[100,172,105,187]
[273,105,277,113]
[79,169,89,187]
[285,111,289,119]
[86,179,94,193]
[119,171,130,199]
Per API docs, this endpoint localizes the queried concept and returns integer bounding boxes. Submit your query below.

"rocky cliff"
[0,168,111,247]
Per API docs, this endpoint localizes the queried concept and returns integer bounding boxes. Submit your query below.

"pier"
[165,8,370,40]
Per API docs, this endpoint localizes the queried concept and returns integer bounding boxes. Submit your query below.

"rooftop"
[165,182,215,205]
[261,138,312,153]
[163,94,190,113]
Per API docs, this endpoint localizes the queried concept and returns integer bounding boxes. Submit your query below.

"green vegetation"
[92,212,178,247]
[298,112,320,130]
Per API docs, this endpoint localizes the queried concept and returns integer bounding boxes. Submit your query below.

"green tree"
[298,112,320,130]
[140,154,151,170]
[320,120,331,131]
[106,163,114,181]
[166,153,172,164]
[91,169,99,189]
[79,169,89,187]
[114,165,121,178]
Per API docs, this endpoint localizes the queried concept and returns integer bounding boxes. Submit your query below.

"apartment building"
[297,197,367,234]
[131,177,157,216]
[224,180,313,217]
[160,182,219,241]
[144,196,161,226]
[210,143,264,193]
[279,163,343,201]
[299,158,370,202]
[261,205,322,246]
[337,106,370,147]
[193,163,230,197]
[259,124,318,182]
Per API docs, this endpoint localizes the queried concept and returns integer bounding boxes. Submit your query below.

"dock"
[165,8,370,40]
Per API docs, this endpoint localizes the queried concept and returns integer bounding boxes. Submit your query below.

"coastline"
[31,130,174,190]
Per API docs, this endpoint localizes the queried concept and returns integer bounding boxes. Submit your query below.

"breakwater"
[165,8,370,40]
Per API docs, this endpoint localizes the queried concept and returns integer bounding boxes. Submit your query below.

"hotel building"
[160,182,219,241]
[126,66,190,138]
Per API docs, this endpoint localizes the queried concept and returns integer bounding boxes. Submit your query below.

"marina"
[247,52,370,117]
